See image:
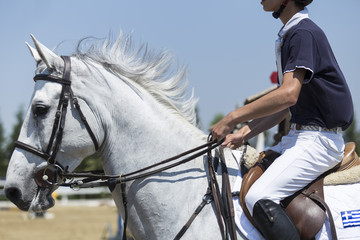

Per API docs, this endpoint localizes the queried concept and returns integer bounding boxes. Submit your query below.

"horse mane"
[72,32,199,126]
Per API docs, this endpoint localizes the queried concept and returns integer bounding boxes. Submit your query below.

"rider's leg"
[245,129,343,238]
[253,199,299,240]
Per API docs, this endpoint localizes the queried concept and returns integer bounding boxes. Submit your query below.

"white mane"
[72,33,198,126]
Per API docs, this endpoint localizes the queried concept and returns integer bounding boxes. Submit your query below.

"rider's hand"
[222,125,251,149]
[211,113,236,142]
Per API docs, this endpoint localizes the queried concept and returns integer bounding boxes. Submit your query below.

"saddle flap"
[239,150,280,229]
[283,179,326,240]
[239,165,264,228]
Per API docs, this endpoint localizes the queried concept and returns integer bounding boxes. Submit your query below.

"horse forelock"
[69,33,198,126]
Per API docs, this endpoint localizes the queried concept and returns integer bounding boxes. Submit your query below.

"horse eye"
[33,104,50,116]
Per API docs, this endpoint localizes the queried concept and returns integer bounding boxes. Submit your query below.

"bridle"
[14,56,99,188]
[13,55,237,240]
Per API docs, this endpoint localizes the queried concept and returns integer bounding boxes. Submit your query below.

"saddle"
[239,142,360,240]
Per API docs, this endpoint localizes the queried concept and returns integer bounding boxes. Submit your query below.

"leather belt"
[291,123,342,133]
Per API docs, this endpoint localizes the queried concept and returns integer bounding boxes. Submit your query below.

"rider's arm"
[212,68,305,141]
[222,109,289,148]
[247,108,289,140]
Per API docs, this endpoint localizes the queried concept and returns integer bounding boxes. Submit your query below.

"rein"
[60,139,221,187]
[14,55,237,240]
[59,137,237,240]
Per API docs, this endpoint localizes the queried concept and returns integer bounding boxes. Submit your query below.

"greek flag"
[341,209,360,228]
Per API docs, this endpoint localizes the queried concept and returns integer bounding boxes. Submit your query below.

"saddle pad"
[315,184,360,239]
[231,150,360,240]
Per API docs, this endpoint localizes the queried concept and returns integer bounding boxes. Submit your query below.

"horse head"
[4,35,104,212]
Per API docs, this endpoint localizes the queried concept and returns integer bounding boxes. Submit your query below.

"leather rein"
[14,56,238,240]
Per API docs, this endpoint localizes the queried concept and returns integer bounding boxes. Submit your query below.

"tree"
[75,153,103,172]
[343,116,360,154]
[209,113,225,131]
[195,105,202,130]
[0,120,7,177]
[5,107,25,160]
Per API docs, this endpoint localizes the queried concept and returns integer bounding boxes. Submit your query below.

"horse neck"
[95,74,206,174]
[73,60,206,170]
[86,70,215,238]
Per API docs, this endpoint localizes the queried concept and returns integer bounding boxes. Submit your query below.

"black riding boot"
[253,199,300,240]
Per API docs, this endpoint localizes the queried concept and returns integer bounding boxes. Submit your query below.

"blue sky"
[0,0,359,135]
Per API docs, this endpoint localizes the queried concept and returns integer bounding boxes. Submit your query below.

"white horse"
[5,34,360,240]
[4,34,245,240]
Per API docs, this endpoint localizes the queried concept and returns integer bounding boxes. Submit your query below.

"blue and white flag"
[341,209,360,228]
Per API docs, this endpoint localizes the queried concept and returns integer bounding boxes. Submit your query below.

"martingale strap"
[219,147,237,240]
[206,147,237,240]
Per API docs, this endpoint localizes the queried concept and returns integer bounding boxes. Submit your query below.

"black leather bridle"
[14,56,99,188]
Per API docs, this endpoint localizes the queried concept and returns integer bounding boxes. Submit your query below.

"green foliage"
[5,107,24,160]
[209,113,225,131]
[0,107,25,177]
[0,119,7,177]
[343,116,360,153]
[74,153,103,172]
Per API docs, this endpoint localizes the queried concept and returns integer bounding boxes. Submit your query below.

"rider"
[211,0,353,239]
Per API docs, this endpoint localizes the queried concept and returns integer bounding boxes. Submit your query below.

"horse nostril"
[5,187,22,202]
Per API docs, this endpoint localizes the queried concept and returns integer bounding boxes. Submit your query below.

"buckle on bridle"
[203,193,213,204]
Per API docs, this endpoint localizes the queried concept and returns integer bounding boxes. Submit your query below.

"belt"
[291,123,342,134]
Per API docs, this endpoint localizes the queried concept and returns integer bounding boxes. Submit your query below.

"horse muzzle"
[5,164,63,211]
[5,185,32,211]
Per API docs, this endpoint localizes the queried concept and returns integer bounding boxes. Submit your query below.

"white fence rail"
[0,179,5,197]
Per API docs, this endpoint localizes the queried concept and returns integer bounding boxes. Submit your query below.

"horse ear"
[30,34,63,70]
[25,42,42,63]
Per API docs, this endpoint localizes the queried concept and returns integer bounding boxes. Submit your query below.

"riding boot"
[252,199,300,240]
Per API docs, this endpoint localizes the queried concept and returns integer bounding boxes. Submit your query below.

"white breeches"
[245,128,344,215]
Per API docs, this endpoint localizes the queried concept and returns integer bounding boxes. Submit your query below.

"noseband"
[14,56,99,187]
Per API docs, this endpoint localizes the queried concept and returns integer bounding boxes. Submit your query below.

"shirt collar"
[278,7,309,39]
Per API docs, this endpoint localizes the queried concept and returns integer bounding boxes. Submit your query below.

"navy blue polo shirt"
[281,18,353,130]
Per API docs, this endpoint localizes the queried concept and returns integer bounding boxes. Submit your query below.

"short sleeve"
[283,29,316,84]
